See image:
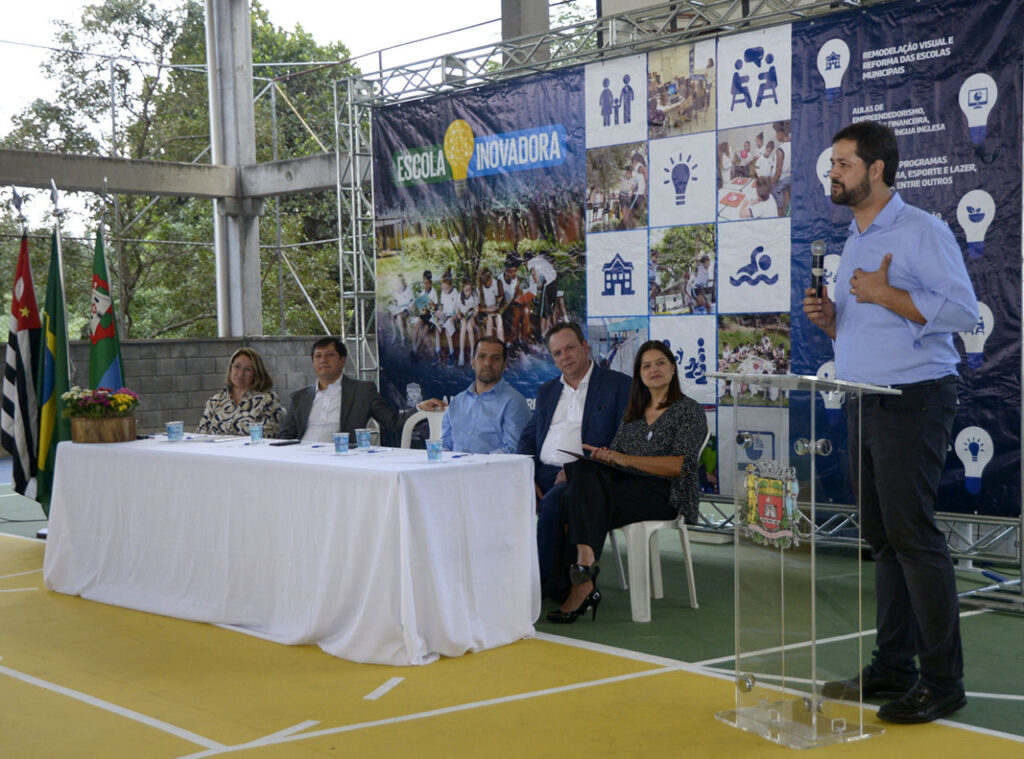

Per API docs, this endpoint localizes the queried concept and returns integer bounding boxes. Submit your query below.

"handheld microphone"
[810,239,827,297]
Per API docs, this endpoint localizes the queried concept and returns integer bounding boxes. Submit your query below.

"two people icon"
[599,74,635,126]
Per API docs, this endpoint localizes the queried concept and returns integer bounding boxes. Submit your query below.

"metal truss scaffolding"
[335,78,377,380]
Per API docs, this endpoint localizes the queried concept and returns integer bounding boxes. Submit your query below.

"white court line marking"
[694,608,991,667]
[175,667,680,758]
[536,628,1024,744]
[260,721,320,739]
[0,662,223,750]
[0,587,38,593]
[703,665,1024,703]
[0,568,42,579]
[364,677,404,700]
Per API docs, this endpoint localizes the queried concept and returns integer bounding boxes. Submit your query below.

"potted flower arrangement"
[62,386,141,443]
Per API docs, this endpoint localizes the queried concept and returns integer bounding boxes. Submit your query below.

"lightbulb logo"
[957,301,993,370]
[955,425,993,494]
[956,189,995,258]
[443,119,475,196]
[816,38,850,102]
[958,73,998,145]
[664,153,699,205]
[816,360,844,421]
[816,147,832,196]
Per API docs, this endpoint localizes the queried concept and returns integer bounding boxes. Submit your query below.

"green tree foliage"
[2,0,359,338]
[650,224,716,289]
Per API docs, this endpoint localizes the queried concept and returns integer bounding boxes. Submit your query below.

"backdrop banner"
[371,0,1023,517]
[790,0,1023,516]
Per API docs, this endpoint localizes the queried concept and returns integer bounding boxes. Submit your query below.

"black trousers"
[848,377,963,692]
[547,458,674,601]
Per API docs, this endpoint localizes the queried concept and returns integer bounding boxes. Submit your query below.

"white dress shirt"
[539,360,594,467]
[302,376,343,443]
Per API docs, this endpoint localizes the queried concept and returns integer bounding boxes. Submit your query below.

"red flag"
[1,235,43,496]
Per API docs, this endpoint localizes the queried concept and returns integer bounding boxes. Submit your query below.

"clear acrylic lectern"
[708,372,899,749]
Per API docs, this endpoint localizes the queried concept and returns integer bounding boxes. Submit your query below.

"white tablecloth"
[43,438,539,665]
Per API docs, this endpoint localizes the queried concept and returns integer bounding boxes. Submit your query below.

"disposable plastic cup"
[249,423,264,444]
[426,439,443,462]
[166,420,184,441]
[355,428,372,449]
[333,432,350,454]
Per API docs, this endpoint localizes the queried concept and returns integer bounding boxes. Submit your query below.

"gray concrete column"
[501,0,550,63]
[205,0,262,336]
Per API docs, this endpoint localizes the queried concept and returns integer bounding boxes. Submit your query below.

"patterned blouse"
[197,388,285,437]
[609,394,708,523]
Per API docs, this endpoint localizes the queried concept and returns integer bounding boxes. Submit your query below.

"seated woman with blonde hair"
[197,347,284,437]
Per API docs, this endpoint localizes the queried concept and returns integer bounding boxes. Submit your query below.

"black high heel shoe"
[546,564,601,624]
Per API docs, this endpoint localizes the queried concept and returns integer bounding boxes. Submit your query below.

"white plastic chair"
[400,410,445,448]
[613,426,711,622]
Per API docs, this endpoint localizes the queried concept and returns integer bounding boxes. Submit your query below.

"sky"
[0,0,503,226]
[0,0,504,131]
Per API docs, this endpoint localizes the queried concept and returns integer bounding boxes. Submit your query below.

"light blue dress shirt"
[442,378,532,454]
[833,192,978,385]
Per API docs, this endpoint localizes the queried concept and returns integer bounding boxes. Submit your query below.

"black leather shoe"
[821,665,916,701]
[877,681,966,724]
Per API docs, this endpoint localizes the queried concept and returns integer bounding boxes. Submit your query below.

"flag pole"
[49,180,73,379]
[100,176,127,343]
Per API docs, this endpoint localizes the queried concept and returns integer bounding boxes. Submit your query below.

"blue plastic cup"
[166,420,184,441]
[249,422,264,444]
[426,439,443,462]
[355,428,372,449]
[333,431,350,454]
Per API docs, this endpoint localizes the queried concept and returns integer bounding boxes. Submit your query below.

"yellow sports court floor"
[2,531,1022,758]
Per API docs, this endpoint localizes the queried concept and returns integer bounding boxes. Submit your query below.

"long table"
[43,438,539,665]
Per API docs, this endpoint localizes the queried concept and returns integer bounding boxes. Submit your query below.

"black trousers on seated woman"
[546,457,675,602]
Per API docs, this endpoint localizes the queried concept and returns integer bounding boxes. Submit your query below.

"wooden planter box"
[70,415,137,444]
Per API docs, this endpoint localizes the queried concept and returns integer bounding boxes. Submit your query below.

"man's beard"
[831,173,871,206]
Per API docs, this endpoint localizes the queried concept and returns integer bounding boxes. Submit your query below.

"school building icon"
[602,253,635,295]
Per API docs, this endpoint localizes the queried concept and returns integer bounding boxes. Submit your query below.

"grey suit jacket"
[277,375,409,440]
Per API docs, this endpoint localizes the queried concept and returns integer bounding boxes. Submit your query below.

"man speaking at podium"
[803,121,978,724]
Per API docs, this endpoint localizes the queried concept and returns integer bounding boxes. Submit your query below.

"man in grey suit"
[278,337,442,442]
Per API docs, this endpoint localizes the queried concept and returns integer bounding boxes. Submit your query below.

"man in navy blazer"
[518,323,631,595]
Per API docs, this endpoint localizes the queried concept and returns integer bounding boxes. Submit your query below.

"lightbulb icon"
[816,38,850,102]
[816,147,832,196]
[816,360,844,422]
[954,425,993,494]
[957,301,993,370]
[956,189,995,258]
[664,153,698,205]
[443,119,475,196]
[958,73,998,145]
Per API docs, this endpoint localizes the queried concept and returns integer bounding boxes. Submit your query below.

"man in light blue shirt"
[803,121,977,726]
[442,336,532,454]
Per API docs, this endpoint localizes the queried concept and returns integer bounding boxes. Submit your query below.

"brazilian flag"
[36,232,71,514]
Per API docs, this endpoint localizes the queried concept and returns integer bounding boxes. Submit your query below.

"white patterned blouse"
[196,388,285,437]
